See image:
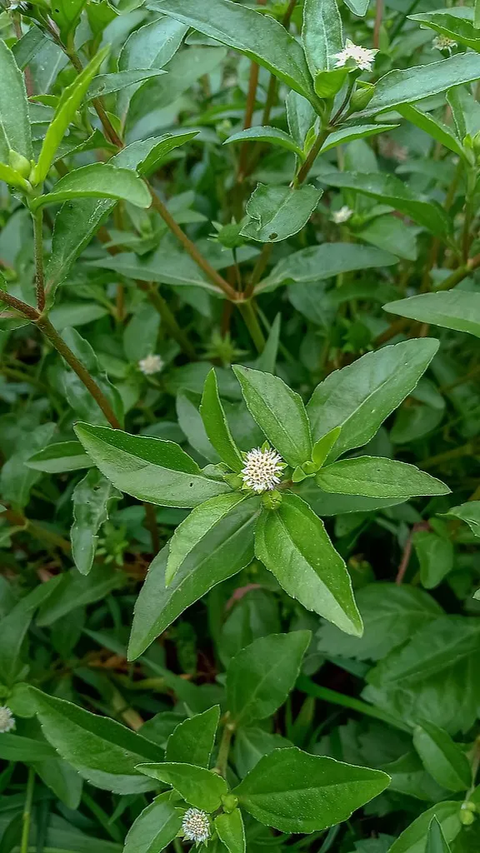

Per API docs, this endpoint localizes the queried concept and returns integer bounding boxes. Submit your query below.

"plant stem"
[20,768,35,853]
[238,300,266,352]
[215,717,235,777]
[373,0,384,49]
[138,282,197,360]
[33,208,46,313]
[237,62,260,181]
[247,243,273,297]
[297,676,411,732]
[295,126,331,185]
[144,502,160,553]
[436,251,480,291]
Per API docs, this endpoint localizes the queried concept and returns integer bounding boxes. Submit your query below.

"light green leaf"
[151,0,315,101]
[441,501,480,538]
[26,441,93,473]
[0,162,31,191]
[166,493,250,585]
[0,39,32,162]
[200,369,243,472]
[71,469,120,576]
[316,456,449,498]
[426,817,453,853]
[357,214,418,262]
[30,688,164,794]
[257,243,397,293]
[323,172,451,236]
[320,123,398,153]
[412,530,454,589]
[215,810,245,853]
[227,632,310,726]
[302,0,343,75]
[410,10,480,51]
[384,291,480,338]
[255,493,362,636]
[74,423,231,508]
[307,338,439,458]
[388,802,462,853]
[224,127,304,158]
[165,706,220,767]
[88,68,166,100]
[0,733,57,762]
[129,499,260,660]
[137,762,228,812]
[396,104,465,158]
[233,747,390,833]
[137,131,199,176]
[31,163,151,211]
[233,365,312,467]
[33,46,109,185]
[50,0,86,41]
[241,183,322,243]
[344,0,369,15]
[123,793,183,853]
[413,720,471,793]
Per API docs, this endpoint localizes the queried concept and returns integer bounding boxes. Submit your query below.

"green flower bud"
[8,149,31,179]
[221,794,239,813]
[261,489,283,510]
[349,82,375,113]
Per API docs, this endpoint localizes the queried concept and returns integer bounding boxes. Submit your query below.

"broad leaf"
[137,762,228,812]
[151,0,315,101]
[307,338,439,457]
[388,802,462,853]
[412,530,454,589]
[316,456,449,498]
[302,0,343,76]
[224,127,304,158]
[426,817,453,853]
[74,423,231,508]
[123,793,183,853]
[255,493,362,636]
[71,469,120,576]
[200,369,243,472]
[241,184,322,243]
[129,499,260,659]
[413,720,471,793]
[165,706,220,767]
[215,810,245,853]
[31,164,151,211]
[442,501,480,538]
[0,39,32,163]
[30,688,164,794]
[384,292,480,338]
[233,748,390,832]
[226,632,311,725]
[233,365,312,467]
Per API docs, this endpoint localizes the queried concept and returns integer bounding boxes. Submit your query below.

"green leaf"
[0,162,31,191]
[357,214,418,262]
[30,688,164,794]
[323,172,451,236]
[384,292,480,338]
[31,163,151,211]
[74,422,231,508]
[36,564,125,626]
[33,46,110,185]
[233,747,390,833]
[137,762,228,812]
[412,530,454,589]
[25,440,93,473]
[71,469,120,576]
[257,243,398,293]
[362,53,480,117]
[128,499,260,660]
[151,0,315,101]
[226,632,311,726]
[320,123,398,153]
[50,0,87,41]
[136,131,200,177]
[396,105,465,158]
[311,427,342,469]
[0,733,57,762]
[224,127,304,158]
[166,494,250,586]
[426,817,452,853]
[59,328,123,427]
[441,501,480,538]
[0,581,60,686]
[307,338,440,458]
[88,69,166,100]
[165,706,220,767]
[413,720,471,793]
[255,493,362,636]
[233,365,312,467]
[0,39,32,163]
[241,184,322,243]
[388,802,462,853]
[215,810,245,853]
[410,10,480,52]
[316,456,449,498]
[302,0,343,76]
[344,0,369,15]
[200,369,243,472]
[233,728,292,778]
[123,793,183,853]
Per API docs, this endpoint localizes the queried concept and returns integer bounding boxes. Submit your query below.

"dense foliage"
[0,0,480,852]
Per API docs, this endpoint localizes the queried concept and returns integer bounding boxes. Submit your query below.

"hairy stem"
[33,208,46,313]
[238,301,266,352]
[295,126,331,185]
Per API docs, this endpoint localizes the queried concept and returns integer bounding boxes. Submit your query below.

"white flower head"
[332,205,353,224]
[432,35,457,51]
[138,354,164,376]
[241,446,285,493]
[182,808,210,844]
[334,39,378,72]
[0,706,15,733]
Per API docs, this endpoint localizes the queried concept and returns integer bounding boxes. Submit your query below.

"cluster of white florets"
[334,39,378,72]
[138,354,164,375]
[241,447,284,493]
[432,35,457,51]
[332,206,353,224]
[182,808,210,844]
[0,706,15,733]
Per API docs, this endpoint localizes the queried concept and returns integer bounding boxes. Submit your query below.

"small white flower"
[138,354,164,376]
[332,206,353,224]
[182,808,210,844]
[432,35,457,51]
[241,446,284,493]
[0,706,15,733]
[334,39,378,72]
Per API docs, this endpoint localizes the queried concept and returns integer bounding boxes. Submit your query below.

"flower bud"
[349,83,375,113]
[8,149,31,179]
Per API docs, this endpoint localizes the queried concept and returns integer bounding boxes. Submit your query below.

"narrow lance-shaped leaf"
[200,369,244,472]
[426,817,453,853]
[26,441,93,474]
[413,720,471,793]
[302,0,343,76]
[215,810,246,853]
[31,164,151,211]
[224,127,304,158]
[0,39,32,163]
[410,10,480,52]
[123,793,184,853]
[316,456,450,498]
[71,469,121,576]
[384,292,480,339]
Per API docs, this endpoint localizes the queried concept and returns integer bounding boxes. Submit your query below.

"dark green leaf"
[302,0,343,75]
[224,127,304,158]
[241,184,322,243]
[426,817,453,853]
[413,720,471,793]
[123,793,183,853]
[71,469,120,576]
[412,530,454,589]
[316,456,449,498]
[388,802,462,853]
[32,163,151,210]
[0,39,32,163]
[137,762,228,812]
[165,706,220,767]
[200,369,243,471]
[384,292,480,338]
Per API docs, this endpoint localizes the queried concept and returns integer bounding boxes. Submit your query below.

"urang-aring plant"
[1,0,480,852]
